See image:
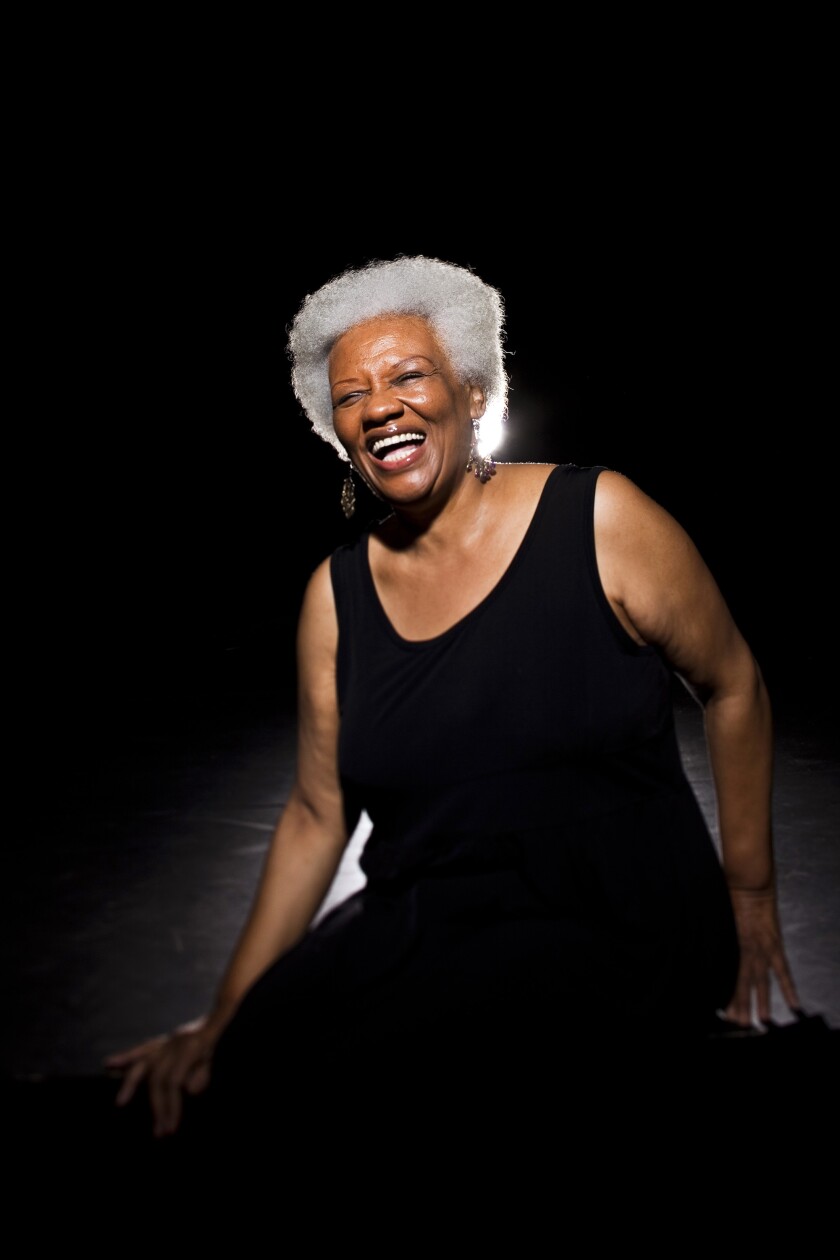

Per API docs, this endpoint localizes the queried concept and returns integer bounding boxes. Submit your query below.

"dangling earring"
[466,419,496,483]
[340,469,357,519]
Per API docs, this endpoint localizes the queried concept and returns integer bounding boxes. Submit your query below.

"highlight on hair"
[286,255,508,461]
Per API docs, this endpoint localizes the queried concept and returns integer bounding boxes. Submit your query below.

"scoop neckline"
[362,464,563,649]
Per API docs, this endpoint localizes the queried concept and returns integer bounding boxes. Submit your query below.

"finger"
[754,970,772,1025]
[149,1070,184,1138]
[184,1061,211,1096]
[104,1049,142,1068]
[104,1035,167,1068]
[114,1058,150,1107]
[774,956,802,1014]
[724,1001,752,1027]
[725,968,754,1026]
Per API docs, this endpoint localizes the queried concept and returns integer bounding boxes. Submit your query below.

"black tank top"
[330,463,725,918]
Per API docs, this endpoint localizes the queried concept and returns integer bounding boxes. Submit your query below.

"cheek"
[401,385,433,409]
[409,381,467,416]
[330,409,357,445]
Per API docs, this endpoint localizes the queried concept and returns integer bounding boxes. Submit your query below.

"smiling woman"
[289,254,507,461]
[328,314,488,511]
[104,254,803,1153]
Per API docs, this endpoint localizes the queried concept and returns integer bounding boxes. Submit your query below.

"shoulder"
[592,471,734,655]
[495,460,560,507]
[593,467,649,513]
[593,469,693,560]
[497,461,557,484]
[503,461,614,498]
[298,557,338,653]
[303,554,335,602]
[296,559,342,737]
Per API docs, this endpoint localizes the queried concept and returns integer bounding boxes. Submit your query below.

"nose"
[362,382,403,429]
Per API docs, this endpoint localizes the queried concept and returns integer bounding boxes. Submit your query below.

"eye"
[332,391,363,409]
[395,371,425,384]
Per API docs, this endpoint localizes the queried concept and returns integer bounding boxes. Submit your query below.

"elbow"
[675,673,713,709]
[705,652,772,722]
[682,647,769,714]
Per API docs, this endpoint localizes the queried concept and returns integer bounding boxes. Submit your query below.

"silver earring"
[341,470,356,519]
[465,419,496,483]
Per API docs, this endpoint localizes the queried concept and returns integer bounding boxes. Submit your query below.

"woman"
[107,255,800,1140]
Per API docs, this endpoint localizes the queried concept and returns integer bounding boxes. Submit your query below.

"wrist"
[207,996,241,1031]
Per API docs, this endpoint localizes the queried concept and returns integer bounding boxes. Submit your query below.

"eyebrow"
[330,354,437,390]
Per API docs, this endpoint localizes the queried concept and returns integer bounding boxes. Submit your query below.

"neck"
[381,467,500,555]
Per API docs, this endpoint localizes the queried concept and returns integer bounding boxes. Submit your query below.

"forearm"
[210,786,348,1020]
[703,656,775,891]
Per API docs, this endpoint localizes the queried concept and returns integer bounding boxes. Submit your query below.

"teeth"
[371,432,424,456]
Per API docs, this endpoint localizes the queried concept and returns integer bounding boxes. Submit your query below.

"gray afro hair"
[286,255,508,461]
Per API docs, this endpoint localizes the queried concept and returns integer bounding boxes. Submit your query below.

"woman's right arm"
[104,557,348,1135]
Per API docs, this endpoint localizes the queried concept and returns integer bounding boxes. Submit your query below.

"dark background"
[20,138,836,812]
[5,31,838,1094]
[7,84,838,1079]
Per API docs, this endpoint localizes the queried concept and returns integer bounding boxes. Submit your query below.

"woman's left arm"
[594,470,801,1025]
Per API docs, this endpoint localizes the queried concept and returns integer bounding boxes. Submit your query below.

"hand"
[104,1011,230,1137]
[724,885,801,1027]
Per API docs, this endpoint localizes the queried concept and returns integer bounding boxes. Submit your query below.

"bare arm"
[594,471,800,1024]
[106,557,350,1131]
[211,558,348,1015]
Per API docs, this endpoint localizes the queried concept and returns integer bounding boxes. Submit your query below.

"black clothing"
[207,464,738,1125]
[12,463,835,1174]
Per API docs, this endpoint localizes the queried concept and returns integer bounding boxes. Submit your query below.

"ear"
[469,384,486,418]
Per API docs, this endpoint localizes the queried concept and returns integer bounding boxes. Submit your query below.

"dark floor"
[3,669,838,1085]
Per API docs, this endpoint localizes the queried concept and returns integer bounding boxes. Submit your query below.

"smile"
[369,432,426,462]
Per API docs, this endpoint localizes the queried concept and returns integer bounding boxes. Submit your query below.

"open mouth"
[369,432,426,463]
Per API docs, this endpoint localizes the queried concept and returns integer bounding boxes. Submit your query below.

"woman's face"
[328,314,484,508]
